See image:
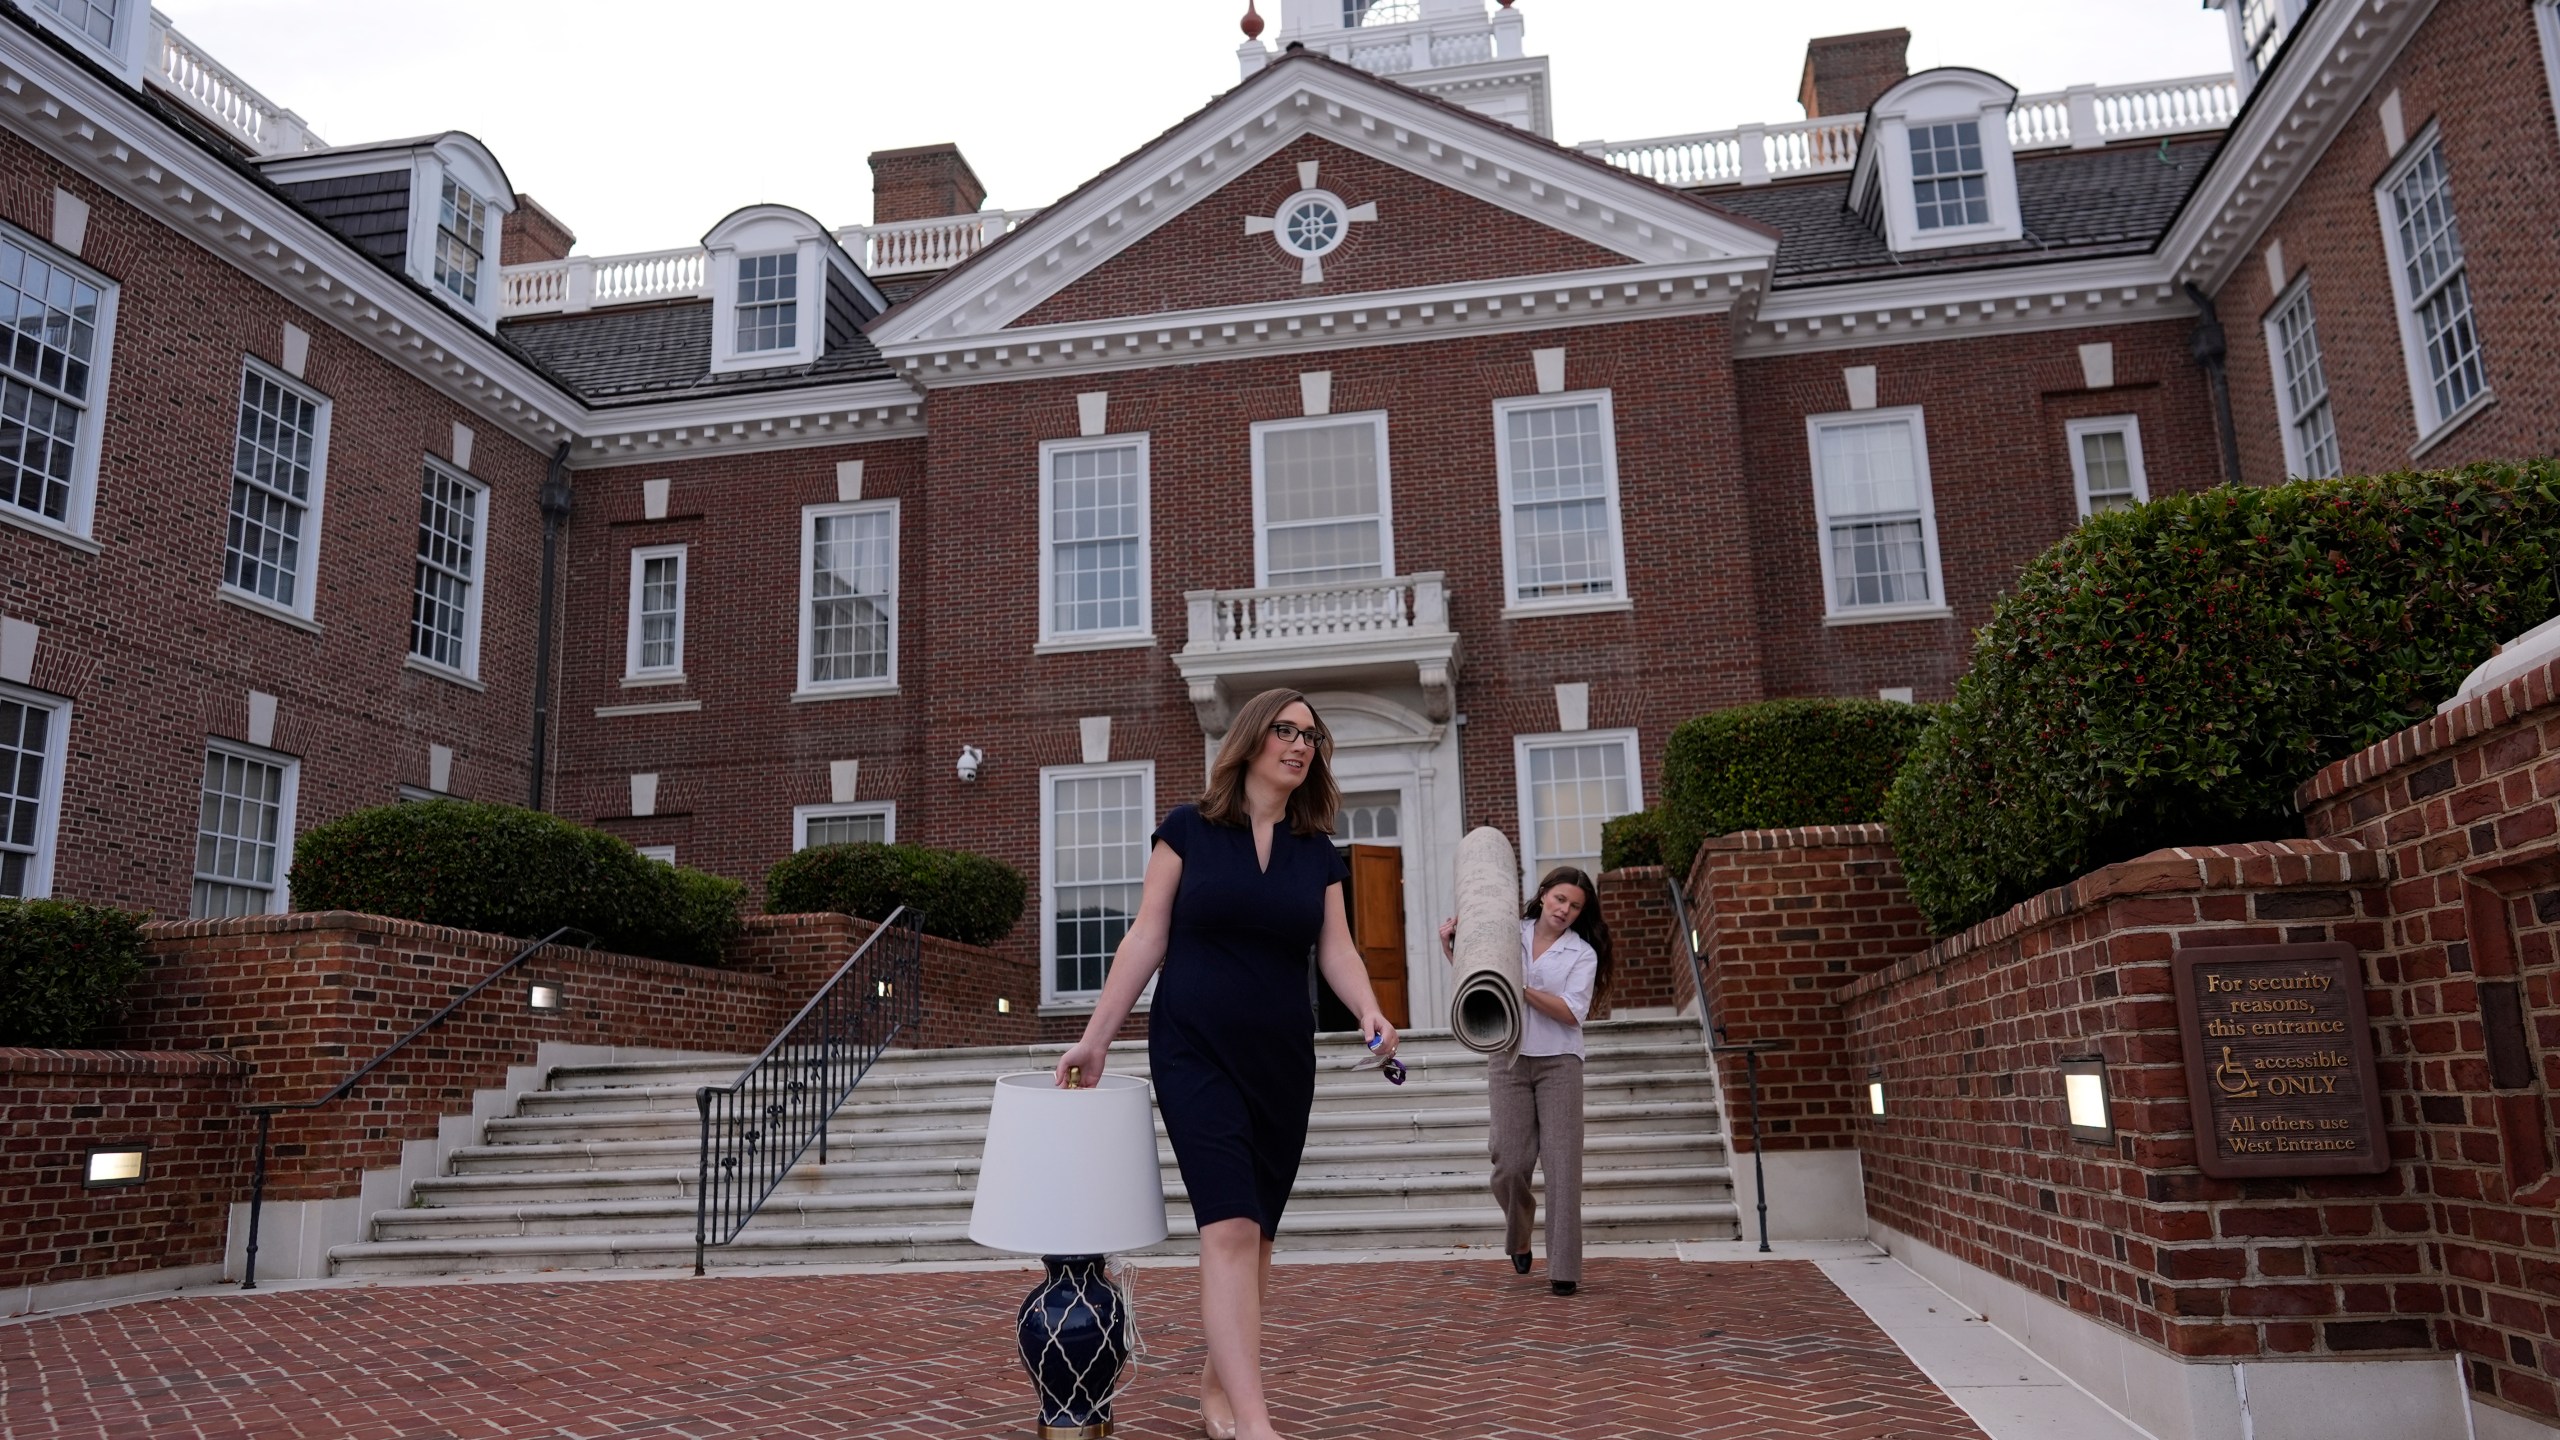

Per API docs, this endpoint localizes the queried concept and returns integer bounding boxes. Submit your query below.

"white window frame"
[1036,434,1154,648]
[1492,390,1631,616]
[2374,124,2491,442]
[793,802,898,850]
[2263,274,2342,480]
[408,459,488,683]
[2217,0,2307,91]
[1040,759,1156,1008]
[796,499,900,697]
[2064,416,2150,519]
[1851,71,2025,254]
[1805,407,1950,624]
[190,738,299,917]
[0,219,118,549]
[623,544,687,681]
[220,357,332,623]
[635,844,677,865]
[1511,728,1643,898]
[1249,411,1396,589]
[20,0,148,81]
[0,681,70,900]
[2542,1,2560,153]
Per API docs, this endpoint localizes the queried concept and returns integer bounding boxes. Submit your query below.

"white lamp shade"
[969,1073,1169,1255]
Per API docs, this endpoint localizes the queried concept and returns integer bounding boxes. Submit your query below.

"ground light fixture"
[528,983,562,1011]
[2061,1055,2115,1144]
[84,1146,147,1188]
[1868,1071,1887,1117]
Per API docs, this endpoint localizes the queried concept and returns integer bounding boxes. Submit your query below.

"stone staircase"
[328,1016,1738,1277]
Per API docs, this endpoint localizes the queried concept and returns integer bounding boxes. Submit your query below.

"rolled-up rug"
[1448,825,1525,1054]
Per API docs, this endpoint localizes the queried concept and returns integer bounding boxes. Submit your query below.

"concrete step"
[331,1199,1741,1277]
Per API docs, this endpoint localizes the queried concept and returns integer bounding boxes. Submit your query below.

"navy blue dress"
[1148,804,1349,1240]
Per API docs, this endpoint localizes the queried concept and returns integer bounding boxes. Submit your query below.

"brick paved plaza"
[0,1259,1990,1440]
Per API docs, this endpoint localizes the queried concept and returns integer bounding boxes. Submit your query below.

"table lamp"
[969,1070,1169,1438]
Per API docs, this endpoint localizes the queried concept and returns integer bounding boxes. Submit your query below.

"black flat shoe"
[1511,1252,1532,1275]
[1550,1281,1577,1297]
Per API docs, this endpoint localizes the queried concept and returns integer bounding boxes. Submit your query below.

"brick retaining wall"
[732,914,1037,1051]
[1596,865,1679,1018]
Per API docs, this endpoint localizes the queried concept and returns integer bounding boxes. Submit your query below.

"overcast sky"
[158,1,2235,256]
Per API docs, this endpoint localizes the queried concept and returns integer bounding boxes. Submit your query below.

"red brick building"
[3,0,2555,1039]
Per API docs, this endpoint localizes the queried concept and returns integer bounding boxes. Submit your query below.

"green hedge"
[1886,462,2560,935]
[1600,808,1666,872]
[1,898,149,1047]
[289,801,743,965]
[764,842,1026,947]
[1656,698,1938,880]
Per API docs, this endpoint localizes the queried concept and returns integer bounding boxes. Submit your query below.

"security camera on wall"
[956,745,985,783]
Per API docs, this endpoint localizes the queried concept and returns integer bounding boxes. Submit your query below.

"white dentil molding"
[1738,254,2193,355]
[869,55,1780,351]
[570,378,925,468]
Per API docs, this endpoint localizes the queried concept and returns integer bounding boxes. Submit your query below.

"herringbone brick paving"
[0,1260,1987,1439]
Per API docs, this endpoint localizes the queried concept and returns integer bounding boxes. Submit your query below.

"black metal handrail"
[1666,871,1776,1252]
[237,924,592,1289]
[693,907,923,1275]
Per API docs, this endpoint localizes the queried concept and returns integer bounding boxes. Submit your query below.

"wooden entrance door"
[1347,843,1409,1029]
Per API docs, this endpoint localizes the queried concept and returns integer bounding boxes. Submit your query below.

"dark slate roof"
[1703,134,2222,287]
[497,301,894,405]
[273,170,410,268]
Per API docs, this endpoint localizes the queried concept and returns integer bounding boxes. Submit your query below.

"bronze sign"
[2172,943,2390,1179]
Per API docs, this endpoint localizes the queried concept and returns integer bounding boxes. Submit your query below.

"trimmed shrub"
[1887,463,2560,935]
[764,842,1027,947]
[1657,698,1938,880]
[1,898,149,1047]
[1600,808,1665,872]
[288,800,741,964]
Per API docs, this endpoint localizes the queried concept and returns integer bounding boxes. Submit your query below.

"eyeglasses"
[1353,1032,1406,1085]
[1269,720,1328,749]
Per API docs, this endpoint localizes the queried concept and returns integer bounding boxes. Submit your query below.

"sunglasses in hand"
[1352,1031,1407,1085]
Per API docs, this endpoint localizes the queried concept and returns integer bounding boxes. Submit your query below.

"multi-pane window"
[434,179,487,306]
[2238,0,2286,80]
[1516,734,1638,886]
[1256,415,1391,588]
[410,463,485,676]
[0,689,62,899]
[30,0,116,47]
[1344,0,1418,24]
[2066,418,2149,518]
[2268,280,2342,479]
[1497,395,1624,605]
[1043,439,1149,640]
[625,545,686,678]
[1047,765,1151,998]
[223,365,326,613]
[191,744,293,918]
[1339,793,1400,844]
[801,503,897,690]
[736,254,798,354]
[2382,136,2486,429]
[0,230,105,531]
[1909,121,1989,231]
[1809,412,1941,614]
[797,804,893,850]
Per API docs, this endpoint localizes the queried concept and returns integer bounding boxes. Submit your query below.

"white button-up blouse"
[1518,919,1601,1060]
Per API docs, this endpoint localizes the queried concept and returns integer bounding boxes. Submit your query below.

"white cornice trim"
[1738,254,2190,355]
[572,379,923,466]
[871,58,1780,348]
[880,259,1764,386]
[2161,0,2440,293]
[0,26,583,452]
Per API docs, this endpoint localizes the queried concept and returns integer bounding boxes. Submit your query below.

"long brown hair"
[1522,865,1615,1004]
[1197,688,1340,837]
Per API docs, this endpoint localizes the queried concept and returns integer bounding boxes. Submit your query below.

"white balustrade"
[1185,574,1450,654]
[151,12,322,156]
[1588,73,2241,189]
[499,212,1036,318]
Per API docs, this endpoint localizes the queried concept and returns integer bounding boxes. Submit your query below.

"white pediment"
[869,52,1779,350]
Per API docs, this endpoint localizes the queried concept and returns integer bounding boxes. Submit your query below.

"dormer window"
[701,205,885,376]
[434,179,488,307]
[735,254,799,353]
[33,0,117,47]
[1848,69,2025,254]
[1909,122,1989,231]
[23,0,148,80]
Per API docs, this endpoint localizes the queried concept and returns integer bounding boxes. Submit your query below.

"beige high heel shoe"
[1200,1394,1239,1440]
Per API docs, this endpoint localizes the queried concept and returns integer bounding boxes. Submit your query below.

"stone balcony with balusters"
[1173,573,1459,735]
[499,211,1040,317]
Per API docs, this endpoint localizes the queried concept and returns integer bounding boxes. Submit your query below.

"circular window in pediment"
[1275,191,1350,258]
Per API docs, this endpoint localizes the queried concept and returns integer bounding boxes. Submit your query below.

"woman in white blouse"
[1439,866,1613,1295]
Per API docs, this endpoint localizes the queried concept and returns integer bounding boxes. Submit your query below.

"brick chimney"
[1798,28,1911,118]
[500,193,575,264]
[868,143,988,225]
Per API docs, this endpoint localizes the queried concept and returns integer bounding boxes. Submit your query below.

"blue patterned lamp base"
[1017,1253,1128,1438]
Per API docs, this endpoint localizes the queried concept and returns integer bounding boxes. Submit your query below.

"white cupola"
[1236,0,1548,137]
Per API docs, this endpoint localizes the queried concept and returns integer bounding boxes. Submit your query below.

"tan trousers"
[1488,1051,1585,1284]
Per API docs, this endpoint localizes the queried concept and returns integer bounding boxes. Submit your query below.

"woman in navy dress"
[1056,687,1399,1440]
